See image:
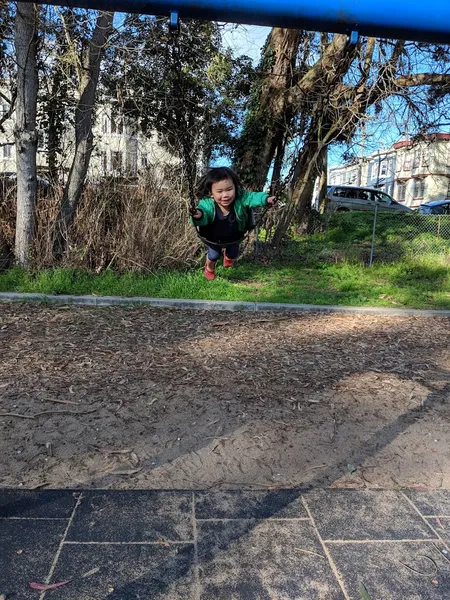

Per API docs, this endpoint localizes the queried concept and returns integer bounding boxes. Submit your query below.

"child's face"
[210,178,236,210]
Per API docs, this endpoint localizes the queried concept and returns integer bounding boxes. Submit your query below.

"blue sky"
[221,23,271,63]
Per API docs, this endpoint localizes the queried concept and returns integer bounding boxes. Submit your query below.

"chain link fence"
[315,209,450,265]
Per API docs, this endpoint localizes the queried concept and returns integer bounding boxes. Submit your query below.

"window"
[395,155,403,172]
[37,130,48,151]
[397,181,407,202]
[413,178,426,199]
[446,180,450,199]
[404,153,412,170]
[374,191,392,205]
[413,150,421,168]
[101,151,107,173]
[3,144,12,158]
[334,188,350,198]
[421,148,430,168]
[126,151,137,174]
[111,116,123,134]
[111,150,122,172]
[380,161,387,176]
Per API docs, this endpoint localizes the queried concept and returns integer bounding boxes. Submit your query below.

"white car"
[326,185,413,213]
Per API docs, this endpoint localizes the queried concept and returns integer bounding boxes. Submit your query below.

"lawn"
[1,256,449,310]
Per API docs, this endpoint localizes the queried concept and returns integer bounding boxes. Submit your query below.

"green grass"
[1,256,449,310]
[1,211,449,309]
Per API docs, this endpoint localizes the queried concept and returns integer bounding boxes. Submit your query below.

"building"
[328,133,450,208]
[0,96,177,182]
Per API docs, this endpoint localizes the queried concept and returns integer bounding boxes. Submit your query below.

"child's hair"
[196,167,242,200]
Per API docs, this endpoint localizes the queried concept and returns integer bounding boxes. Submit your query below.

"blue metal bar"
[169,10,179,33]
[347,31,359,46]
[34,0,450,43]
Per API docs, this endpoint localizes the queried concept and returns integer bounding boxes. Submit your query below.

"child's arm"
[240,190,277,208]
[189,198,213,227]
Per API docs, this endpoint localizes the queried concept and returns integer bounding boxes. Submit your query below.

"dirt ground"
[0,302,449,491]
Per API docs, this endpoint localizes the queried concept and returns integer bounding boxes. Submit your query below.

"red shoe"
[204,264,215,280]
[223,255,235,268]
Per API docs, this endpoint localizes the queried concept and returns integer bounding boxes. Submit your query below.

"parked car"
[418,199,450,215]
[0,172,50,188]
[325,185,413,213]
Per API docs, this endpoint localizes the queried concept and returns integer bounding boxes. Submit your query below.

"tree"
[14,2,39,267]
[102,16,254,190]
[54,9,114,253]
[234,27,301,191]
[235,29,450,244]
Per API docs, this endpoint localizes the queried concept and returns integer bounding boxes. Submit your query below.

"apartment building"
[0,97,176,182]
[328,133,450,208]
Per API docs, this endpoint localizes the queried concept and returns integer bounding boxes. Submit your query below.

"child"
[191,167,276,280]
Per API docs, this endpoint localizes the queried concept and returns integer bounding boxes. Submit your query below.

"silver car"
[325,185,413,213]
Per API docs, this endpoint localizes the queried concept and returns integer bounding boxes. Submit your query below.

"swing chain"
[168,12,198,217]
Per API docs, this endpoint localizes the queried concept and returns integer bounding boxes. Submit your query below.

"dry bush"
[0,181,16,269]
[1,174,203,272]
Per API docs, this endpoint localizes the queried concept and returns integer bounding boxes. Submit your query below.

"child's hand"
[191,208,203,220]
[266,196,277,207]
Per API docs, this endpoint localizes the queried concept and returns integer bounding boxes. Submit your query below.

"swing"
[193,205,257,248]
[168,13,270,249]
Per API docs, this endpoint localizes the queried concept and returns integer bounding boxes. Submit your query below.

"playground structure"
[24,0,450,43]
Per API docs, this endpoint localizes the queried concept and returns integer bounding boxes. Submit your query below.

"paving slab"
[0,489,78,519]
[1,488,450,600]
[0,518,67,599]
[50,543,196,600]
[197,518,345,599]
[328,541,450,600]
[195,489,308,520]
[303,489,438,541]
[404,489,450,516]
[66,490,193,542]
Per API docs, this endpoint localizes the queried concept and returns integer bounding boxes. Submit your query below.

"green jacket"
[191,190,269,232]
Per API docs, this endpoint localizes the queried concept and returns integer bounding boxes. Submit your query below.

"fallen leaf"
[81,567,100,579]
[358,581,372,600]
[29,580,71,591]
[111,468,142,476]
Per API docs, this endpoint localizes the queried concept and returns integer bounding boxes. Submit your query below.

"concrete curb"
[1,291,450,317]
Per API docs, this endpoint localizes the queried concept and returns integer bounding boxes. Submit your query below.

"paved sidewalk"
[1,488,450,599]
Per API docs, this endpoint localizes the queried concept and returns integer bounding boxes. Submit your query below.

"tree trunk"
[54,11,114,254]
[317,150,328,212]
[273,35,359,244]
[234,28,300,189]
[14,2,38,268]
